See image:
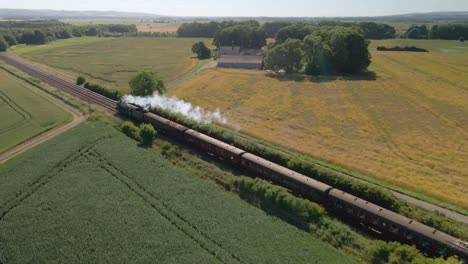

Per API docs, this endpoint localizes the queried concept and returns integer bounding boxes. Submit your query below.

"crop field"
[0,122,352,263]
[0,69,71,154]
[170,40,468,211]
[14,37,212,93]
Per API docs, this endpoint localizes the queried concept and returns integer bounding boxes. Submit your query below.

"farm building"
[217,46,264,70]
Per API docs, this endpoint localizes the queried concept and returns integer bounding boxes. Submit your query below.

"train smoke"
[122,94,228,125]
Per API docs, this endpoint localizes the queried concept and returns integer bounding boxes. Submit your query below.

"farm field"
[62,19,183,33]
[13,37,211,93]
[0,69,71,154]
[170,40,468,211]
[0,122,352,263]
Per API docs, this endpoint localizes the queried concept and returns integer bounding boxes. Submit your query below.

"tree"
[139,124,156,147]
[213,25,266,49]
[20,30,47,44]
[121,121,140,140]
[2,34,17,46]
[276,23,315,44]
[329,27,371,74]
[192,42,211,59]
[76,76,86,86]
[303,35,332,75]
[0,37,8,52]
[129,71,166,96]
[405,25,428,39]
[265,39,303,73]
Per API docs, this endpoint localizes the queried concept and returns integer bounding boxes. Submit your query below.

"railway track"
[0,54,117,113]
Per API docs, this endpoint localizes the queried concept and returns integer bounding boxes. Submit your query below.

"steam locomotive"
[117,101,468,260]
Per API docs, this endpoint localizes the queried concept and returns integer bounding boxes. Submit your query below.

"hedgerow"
[83,82,122,100]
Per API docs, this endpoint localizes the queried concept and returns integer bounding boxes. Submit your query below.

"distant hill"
[0,9,164,20]
[0,9,467,23]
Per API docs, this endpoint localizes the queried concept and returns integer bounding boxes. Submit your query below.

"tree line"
[404,23,468,40]
[0,20,138,51]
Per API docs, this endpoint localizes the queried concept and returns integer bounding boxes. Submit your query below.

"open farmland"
[170,40,468,211]
[0,122,352,263]
[0,69,71,154]
[13,37,211,93]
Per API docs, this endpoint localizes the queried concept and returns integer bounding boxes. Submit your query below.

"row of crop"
[146,106,468,241]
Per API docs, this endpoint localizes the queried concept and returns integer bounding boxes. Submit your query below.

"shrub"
[76,76,86,86]
[377,46,428,52]
[121,122,140,140]
[192,42,212,59]
[161,142,181,159]
[83,82,122,100]
[139,124,157,147]
[0,37,8,52]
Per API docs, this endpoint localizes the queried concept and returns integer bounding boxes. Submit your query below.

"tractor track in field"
[89,149,244,264]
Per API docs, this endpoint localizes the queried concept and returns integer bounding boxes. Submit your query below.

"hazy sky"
[1,0,467,17]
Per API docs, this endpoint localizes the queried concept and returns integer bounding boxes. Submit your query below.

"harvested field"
[137,22,182,33]
[170,40,468,211]
[14,37,211,93]
[0,69,71,154]
[0,122,352,263]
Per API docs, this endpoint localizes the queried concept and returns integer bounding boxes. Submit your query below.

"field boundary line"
[89,149,244,264]
[0,90,32,135]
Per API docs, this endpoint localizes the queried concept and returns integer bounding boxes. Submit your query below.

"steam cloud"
[123,94,228,125]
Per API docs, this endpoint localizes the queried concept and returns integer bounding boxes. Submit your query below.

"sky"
[0,0,467,17]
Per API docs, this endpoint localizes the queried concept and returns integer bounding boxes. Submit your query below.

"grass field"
[13,37,211,93]
[0,122,352,263]
[170,39,468,211]
[62,19,183,33]
[0,69,71,154]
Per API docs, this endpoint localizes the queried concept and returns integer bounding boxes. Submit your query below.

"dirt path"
[0,73,85,164]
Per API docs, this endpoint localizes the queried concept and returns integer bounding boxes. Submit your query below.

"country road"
[0,69,85,164]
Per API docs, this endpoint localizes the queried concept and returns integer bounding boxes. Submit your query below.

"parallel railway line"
[0,54,117,113]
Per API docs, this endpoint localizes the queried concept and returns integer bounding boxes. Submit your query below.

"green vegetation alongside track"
[0,69,71,154]
[0,122,353,263]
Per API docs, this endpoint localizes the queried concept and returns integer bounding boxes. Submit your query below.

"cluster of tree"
[270,21,396,42]
[266,27,371,75]
[176,20,260,38]
[132,32,177,38]
[191,42,211,59]
[121,122,157,147]
[0,20,137,48]
[404,23,468,40]
[377,46,428,52]
[213,25,266,49]
[129,71,166,96]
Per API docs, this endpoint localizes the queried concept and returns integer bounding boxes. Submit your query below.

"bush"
[192,42,212,59]
[84,82,122,100]
[2,34,17,46]
[76,76,86,86]
[0,37,8,52]
[377,46,428,52]
[139,124,157,147]
[129,71,166,96]
[121,122,140,140]
[161,142,181,159]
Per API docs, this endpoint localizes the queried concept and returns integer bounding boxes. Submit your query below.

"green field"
[171,39,468,211]
[12,37,211,93]
[0,122,352,263]
[0,69,71,154]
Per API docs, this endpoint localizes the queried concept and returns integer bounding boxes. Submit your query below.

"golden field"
[171,40,468,210]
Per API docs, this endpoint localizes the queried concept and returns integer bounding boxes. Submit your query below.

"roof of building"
[219,46,241,55]
[218,55,263,65]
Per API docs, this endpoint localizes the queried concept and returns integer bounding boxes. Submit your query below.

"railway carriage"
[144,112,189,140]
[183,129,246,165]
[241,153,333,201]
[329,189,468,259]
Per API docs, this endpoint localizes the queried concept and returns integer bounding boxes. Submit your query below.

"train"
[116,101,468,261]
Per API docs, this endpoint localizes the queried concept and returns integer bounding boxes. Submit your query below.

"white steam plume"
[123,94,228,125]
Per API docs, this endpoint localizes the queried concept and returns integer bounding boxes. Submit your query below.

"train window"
[359,211,366,219]
[381,222,387,228]
[372,217,380,225]
[404,231,414,240]
[421,241,431,248]
[335,201,343,209]
[438,247,448,256]
[390,225,400,234]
